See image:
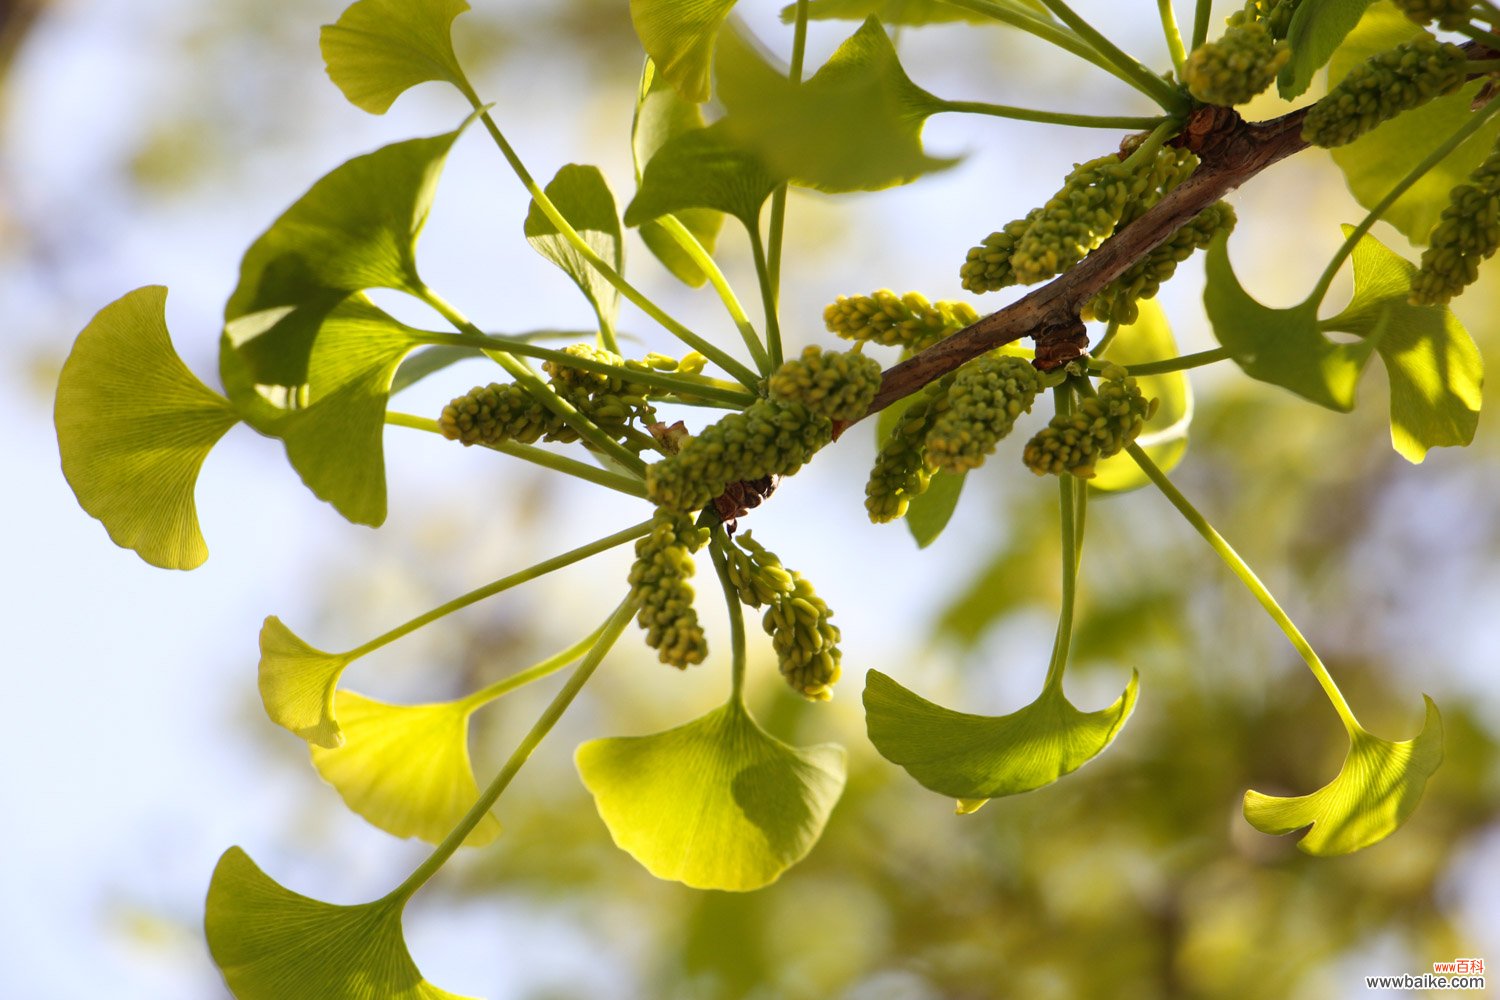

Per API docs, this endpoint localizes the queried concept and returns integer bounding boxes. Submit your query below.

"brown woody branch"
[848,104,1313,426]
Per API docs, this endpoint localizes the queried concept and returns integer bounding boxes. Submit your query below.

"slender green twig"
[460,624,610,711]
[938,100,1166,130]
[1307,94,1500,307]
[386,412,650,497]
[765,0,811,311]
[1191,0,1213,50]
[749,226,784,368]
[595,310,621,356]
[709,533,750,706]
[388,594,638,902]
[1458,23,1500,52]
[1127,443,1363,736]
[468,106,760,388]
[938,0,1157,93]
[652,214,771,372]
[1033,0,1190,111]
[1043,385,1081,693]
[418,287,649,476]
[341,522,652,663]
[1158,0,1188,76]
[1091,317,1124,357]
[1087,347,1232,376]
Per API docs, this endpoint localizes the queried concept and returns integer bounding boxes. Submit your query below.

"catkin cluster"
[823,290,979,352]
[767,345,884,422]
[1022,367,1158,479]
[628,509,710,668]
[440,345,701,448]
[1411,142,1500,304]
[961,146,1198,293]
[1085,201,1238,323]
[924,355,1042,472]
[646,399,833,515]
[865,375,953,523]
[1183,20,1289,107]
[725,532,842,700]
[1302,36,1469,148]
[1392,0,1476,30]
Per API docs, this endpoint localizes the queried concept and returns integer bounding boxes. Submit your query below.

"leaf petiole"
[1033,0,1191,113]
[460,624,612,712]
[937,101,1167,130]
[1043,385,1084,693]
[652,214,771,372]
[764,0,812,327]
[1191,0,1212,50]
[1158,0,1188,77]
[709,531,750,706]
[1086,346,1231,377]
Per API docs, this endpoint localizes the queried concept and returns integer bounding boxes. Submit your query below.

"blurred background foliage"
[4,1,1498,998]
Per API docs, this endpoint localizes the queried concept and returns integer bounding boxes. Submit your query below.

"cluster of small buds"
[767,345,884,422]
[1302,36,1469,148]
[1085,201,1238,324]
[762,573,841,701]
[961,146,1198,293]
[823,290,979,351]
[628,509,710,668]
[438,380,572,446]
[865,375,953,523]
[924,355,1042,472]
[1229,0,1301,39]
[1411,142,1500,304]
[1392,0,1477,31]
[646,399,833,514]
[724,531,795,607]
[1022,367,1158,479]
[1183,20,1289,107]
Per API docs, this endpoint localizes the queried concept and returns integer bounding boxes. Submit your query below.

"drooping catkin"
[923,355,1042,472]
[1411,142,1500,304]
[1183,20,1289,107]
[824,290,979,351]
[1302,36,1469,148]
[1022,367,1158,479]
[628,508,710,668]
[1085,201,1238,324]
[767,345,884,422]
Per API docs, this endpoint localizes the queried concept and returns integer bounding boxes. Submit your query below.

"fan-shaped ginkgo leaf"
[205,847,472,1000]
[258,616,352,749]
[864,668,1138,800]
[1277,0,1376,99]
[633,60,724,286]
[524,164,623,327]
[1244,696,1443,856]
[55,286,239,570]
[311,690,500,847]
[222,123,466,394]
[1091,300,1192,493]
[320,0,475,114]
[624,121,780,233]
[629,0,739,103]
[576,699,846,891]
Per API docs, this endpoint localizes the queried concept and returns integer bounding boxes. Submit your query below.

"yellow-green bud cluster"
[725,532,842,700]
[1302,36,1469,148]
[1022,367,1158,479]
[1085,201,1238,324]
[628,509,710,668]
[1230,0,1301,39]
[1411,143,1500,304]
[439,380,572,446]
[823,290,979,351]
[767,345,884,422]
[646,400,833,514]
[1183,20,1289,107]
[924,355,1041,472]
[1392,0,1476,31]
[961,146,1197,293]
[865,375,953,523]
[762,572,841,701]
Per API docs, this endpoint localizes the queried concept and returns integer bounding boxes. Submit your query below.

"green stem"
[1033,0,1190,112]
[765,0,812,312]
[468,106,760,388]
[652,214,771,372]
[1158,0,1188,76]
[595,309,621,355]
[1120,120,1177,172]
[1191,0,1212,50]
[1043,385,1081,693]
[1458,23,1500,52]
[345,521,652,661]
[709,532,750,707]
[937,100,1166,130]
[1087,346,1232,376]
[386,411,650,497]
[417,287,649,477]
[1091,317,1123,357]
[459,624,609,712]
[938,0,1158,94]
[415,330,758,407]
[1465,58,1500,73]
[1126,443,1363,736]
[749,224,784,368]
[388,594,638,903]
[1306,93,1500,307]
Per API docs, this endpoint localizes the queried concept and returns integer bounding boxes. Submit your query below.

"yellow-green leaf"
[633,59,724,286]
[258,616,352,750]
[864,668,1138,800]
[629,0,739,103]
[205,847,472,1000]
[1091,300,1192,493]
[576,699,846,891]
[1278,0,1378,99]
[311,691,500,847]
[320,0,475,114]
[55,286,239,570]
[1244,696,1442,855]
[524,164,623,327]
[624,121,780,233]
